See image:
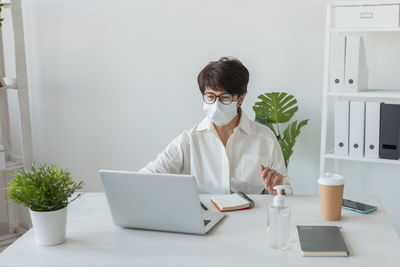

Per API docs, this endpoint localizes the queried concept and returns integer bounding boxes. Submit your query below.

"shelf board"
[0,86,17,91]
[0,77,17,90]
[0,233,20,246]
[3,77,17,86]
[330,27,400,32]
[322,153,400,165]
[327,89,400,99]
[0,4,11,9]
[0,160,24,174]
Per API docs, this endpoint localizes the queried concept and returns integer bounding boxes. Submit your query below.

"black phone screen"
[342,199,376,211]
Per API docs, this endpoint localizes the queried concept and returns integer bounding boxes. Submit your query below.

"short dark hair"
[197,57,249,96]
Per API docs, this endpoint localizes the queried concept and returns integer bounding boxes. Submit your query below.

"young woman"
[140,57,292,195]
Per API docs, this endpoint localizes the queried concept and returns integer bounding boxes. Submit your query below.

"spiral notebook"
[210,191,255,212]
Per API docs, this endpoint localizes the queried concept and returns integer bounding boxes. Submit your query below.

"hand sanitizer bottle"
[267,185,291,250]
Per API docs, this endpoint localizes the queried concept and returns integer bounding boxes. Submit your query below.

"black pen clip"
[237,191,255,208]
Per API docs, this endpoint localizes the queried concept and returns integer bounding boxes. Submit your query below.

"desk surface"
[0,193,399,267]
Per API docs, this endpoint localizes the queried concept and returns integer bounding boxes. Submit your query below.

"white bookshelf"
[319,3,400,174]
[0,0,33,247]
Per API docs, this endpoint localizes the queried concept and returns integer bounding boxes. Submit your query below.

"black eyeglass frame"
[202,92,241,105]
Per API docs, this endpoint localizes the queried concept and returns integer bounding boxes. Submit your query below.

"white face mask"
[203,101,238,126]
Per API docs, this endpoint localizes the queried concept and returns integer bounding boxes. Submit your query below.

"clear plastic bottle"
[267,185,291,250]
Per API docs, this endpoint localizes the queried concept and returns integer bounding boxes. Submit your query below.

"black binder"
[379,103,400,160]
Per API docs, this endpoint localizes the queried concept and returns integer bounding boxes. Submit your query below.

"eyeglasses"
[202,92,238,105]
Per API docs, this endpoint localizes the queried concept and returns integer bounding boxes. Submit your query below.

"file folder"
[329,34,346,92]
[365,102,380,158]
[379,103,400,160]
[344,36,368,92]
[344,36,360,92]
[349,101,365,157]
[334,100,350,155]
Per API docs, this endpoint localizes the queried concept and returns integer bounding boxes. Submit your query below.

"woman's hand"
[260,164,283,195]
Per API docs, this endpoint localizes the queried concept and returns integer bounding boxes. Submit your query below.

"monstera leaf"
[253,91,309,167]
[253,92,298,125]
[280,120,309,167]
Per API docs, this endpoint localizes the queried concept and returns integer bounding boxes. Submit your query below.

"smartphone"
[342,199,377,214]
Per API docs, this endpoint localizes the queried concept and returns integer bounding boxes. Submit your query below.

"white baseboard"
[9,154,23,163]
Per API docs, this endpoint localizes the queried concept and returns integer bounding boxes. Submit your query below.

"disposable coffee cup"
[318,173,344,221]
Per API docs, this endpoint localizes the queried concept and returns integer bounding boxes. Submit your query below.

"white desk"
[0,193,399,267]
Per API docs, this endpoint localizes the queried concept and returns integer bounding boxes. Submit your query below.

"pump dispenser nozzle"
[273,185,289,207]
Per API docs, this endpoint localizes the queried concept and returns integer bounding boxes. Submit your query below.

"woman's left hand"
[260,164,283,195]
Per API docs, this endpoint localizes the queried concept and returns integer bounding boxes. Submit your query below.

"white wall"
[2,0,399,234]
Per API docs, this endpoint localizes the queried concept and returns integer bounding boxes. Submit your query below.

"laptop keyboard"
[203,220,211,226]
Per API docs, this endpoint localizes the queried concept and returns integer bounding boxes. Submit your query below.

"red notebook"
[210,192,255,212]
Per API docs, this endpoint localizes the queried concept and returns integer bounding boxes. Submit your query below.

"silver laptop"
[99,170,225,235]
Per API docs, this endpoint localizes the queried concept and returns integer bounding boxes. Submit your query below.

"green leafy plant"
[0,1,4,27]
[5,164,84,212]
[253,92,309,167]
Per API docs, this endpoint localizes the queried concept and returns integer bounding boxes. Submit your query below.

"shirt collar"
[194,116,213,132]
[194,112,251,135]
[237,112,251,135]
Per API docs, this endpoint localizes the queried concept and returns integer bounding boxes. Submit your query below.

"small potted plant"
[5,164,84,246]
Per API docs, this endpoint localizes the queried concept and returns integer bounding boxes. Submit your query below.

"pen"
[237,191,255,208]
[200,201,208,211]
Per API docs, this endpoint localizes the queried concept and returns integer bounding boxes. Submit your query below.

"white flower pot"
[29,206,67,246]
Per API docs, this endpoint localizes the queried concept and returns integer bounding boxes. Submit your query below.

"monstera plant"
[253,92,309,168]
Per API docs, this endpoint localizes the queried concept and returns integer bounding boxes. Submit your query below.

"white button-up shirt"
[140,112,293,195]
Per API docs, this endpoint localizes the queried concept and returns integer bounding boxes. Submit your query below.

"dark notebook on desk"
[297,226,349,257]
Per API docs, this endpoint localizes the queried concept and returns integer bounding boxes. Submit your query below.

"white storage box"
[335,3,400,28]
